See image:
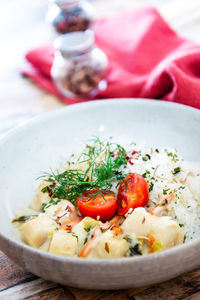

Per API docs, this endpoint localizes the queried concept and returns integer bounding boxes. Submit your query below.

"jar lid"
[54,30,94,58]
[53,0,80,9]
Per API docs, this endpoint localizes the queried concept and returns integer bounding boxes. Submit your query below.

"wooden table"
[1,0,200,298]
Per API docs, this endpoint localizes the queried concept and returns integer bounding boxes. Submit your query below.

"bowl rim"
[0,97,199,144]
[0,98,200,265]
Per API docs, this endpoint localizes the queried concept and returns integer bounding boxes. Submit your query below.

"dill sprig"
[40,138,128,208]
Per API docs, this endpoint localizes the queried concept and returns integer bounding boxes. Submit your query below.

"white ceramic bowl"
[0,99,200,290]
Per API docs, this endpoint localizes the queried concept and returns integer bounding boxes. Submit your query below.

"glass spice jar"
[47,0,94,34]
[51,30,108,99]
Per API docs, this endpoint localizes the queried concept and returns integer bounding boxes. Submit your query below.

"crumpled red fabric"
[22,7,200,108]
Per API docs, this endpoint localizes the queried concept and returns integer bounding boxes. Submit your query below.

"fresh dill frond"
[40,138,128,208]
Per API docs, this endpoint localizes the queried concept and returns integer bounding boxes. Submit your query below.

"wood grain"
[25,287,76,300]
[134,269,200,300]
[0,279,57,300]
[185,292,200,300]
[1,0,200,299]
[0,251,32,291]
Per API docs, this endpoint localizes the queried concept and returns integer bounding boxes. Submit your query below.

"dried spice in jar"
[51,31,108,99]
[47,0,94,34]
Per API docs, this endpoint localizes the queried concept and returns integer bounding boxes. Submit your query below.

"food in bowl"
[12,138,200,259]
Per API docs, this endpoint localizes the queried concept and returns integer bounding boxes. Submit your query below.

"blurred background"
[1,0,200,134]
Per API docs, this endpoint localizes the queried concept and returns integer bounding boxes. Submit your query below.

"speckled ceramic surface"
[0,99,200,290]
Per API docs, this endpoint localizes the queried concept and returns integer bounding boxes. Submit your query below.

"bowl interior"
[0,99,200,241]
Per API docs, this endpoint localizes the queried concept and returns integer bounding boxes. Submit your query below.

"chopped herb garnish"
[40,138,128,207]
[72,233,78,240]
[179,224,184,228]
[163,188,169,195]
[155,149,159,153]
[142,170,151,178]
[165,150,179,162]
[179,186,185,190]
[12,215,38,223]
[124,236,142,256]
[129,244,142,256]
[149,182,154,192]
[84,226,92,233]
[172,167,181,175]
[43,198,62,210]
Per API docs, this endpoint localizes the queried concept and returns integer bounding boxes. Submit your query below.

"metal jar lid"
[53,0,80,10]
[54,30,94,58]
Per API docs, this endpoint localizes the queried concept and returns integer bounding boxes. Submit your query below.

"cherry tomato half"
[117,173,149,215]
[77,189,117,221]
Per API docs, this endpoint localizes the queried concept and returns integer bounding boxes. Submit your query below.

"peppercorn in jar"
[51,30,108,98]
[47,0,94,34]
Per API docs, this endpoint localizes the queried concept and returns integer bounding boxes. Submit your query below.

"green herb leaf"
[129,244,142,256]
[12,215,38,223]
[163,188,169,195]
[172,167,181,175]
[84,226,92,233]
[149,182,154,192]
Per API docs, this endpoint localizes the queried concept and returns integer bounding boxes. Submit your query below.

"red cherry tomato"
[117,173,149,215]
[77,189,117,221]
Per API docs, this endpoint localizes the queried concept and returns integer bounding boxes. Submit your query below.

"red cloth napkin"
[22,7,200,108]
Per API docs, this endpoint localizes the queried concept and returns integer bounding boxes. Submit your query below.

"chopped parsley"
[129,244,142,256]
[12,215,39,223]
[124,236,142,256]
[165,150,179,162]
[163,188,170,195]
[178,186,185,190]
[72,233,78,240]
[149,182,154,192]
[84,226,92,233]
[172,167,181,175]
[142,170,151,178]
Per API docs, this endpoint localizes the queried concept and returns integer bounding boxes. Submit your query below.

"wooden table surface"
[1,0,200,299]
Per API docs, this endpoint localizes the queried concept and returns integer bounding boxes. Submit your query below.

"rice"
[122,145,200,241]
